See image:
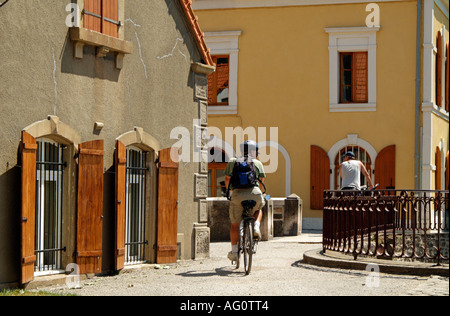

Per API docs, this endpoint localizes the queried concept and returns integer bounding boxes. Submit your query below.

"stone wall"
[207,195,303,242]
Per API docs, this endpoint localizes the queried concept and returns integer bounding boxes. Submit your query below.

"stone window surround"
[203,31,242,115]
[326,26,379,112]
[69,0,133,69]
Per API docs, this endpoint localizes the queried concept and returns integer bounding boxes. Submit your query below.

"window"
[83,0,119,38]
[436,31,443,108]
[204,31,241,114]
[35,139,66,274]
[208,148,228,197]
[326,27,378,112]
[435,146,442,190]
[334,146,372,190]
[446,43,449,112]
[125,146,148,265]
[340,52,368,104]
[208,56,230,105]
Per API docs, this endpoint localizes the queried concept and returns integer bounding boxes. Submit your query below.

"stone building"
[0,0,215,288]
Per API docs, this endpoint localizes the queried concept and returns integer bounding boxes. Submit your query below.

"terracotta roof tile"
[179,0,214,66]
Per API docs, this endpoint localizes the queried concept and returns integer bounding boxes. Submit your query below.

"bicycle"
[234,199,259,275]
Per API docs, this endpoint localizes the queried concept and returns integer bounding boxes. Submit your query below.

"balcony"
[322,190,449,266]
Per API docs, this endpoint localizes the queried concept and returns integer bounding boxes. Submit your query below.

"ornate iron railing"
[323,190,449,265]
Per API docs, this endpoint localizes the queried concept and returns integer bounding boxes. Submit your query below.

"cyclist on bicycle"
[339,151,374,190]
[224,140,266,262]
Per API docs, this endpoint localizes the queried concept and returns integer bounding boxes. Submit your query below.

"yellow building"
[194,0,449,230]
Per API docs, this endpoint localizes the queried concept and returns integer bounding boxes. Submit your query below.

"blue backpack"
[230,157,257,189]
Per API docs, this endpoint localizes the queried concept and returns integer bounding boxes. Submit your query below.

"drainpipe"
[414,0,422,190]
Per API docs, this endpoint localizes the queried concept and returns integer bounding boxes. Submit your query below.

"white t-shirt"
[340,160,361,189]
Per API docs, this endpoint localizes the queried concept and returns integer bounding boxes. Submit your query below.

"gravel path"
[32,237,448,297]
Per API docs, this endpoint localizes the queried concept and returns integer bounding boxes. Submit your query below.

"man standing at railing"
[339,151,374,190]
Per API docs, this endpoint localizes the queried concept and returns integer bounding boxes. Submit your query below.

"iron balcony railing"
[323,190,449,266]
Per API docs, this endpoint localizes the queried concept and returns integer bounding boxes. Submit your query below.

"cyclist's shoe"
[227,251,238,262]
[253,226,261,239]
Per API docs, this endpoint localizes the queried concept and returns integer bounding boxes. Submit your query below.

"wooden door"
[21,131,37,284]
[156,148,179,264]
[115,140,126,270]
[76,140,104,274]
[375,145,396,190]
[310,145,330,210]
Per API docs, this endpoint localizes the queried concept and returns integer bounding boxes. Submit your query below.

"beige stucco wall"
[0,0,206,287]
[197,1,420,225]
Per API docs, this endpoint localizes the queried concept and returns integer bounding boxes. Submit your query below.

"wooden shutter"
[84,0,118,37]
[446,43,449,112]
[310,145,330,210]
[84,0,102,33]
[20,131,37,284]
[435,147,442,190]
[436,32,442,107]
[76,140,104,274]
[446,151,449,191]
[115,140,126,270]
[353,52,368,103]
[156,148,179,264]
[375,145,396,190]
[102,0,119,38]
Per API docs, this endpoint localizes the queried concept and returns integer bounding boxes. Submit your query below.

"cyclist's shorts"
[229,187,265,224]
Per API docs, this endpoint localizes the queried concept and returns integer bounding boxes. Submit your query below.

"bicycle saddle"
[241,200,257,210]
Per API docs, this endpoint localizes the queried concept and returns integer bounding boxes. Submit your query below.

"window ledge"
[207,105,237,115]
[69,27,133,69]
[329,103,376,112]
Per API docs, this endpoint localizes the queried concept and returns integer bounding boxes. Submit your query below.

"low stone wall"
[207,194,303,242]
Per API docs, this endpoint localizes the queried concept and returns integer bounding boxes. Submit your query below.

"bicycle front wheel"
[243,220,253,275]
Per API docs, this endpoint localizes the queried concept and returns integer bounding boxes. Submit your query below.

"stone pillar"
[260,198,273,241]
[208,198,230,242]
[283,194,302,236]
[191,65,214,259]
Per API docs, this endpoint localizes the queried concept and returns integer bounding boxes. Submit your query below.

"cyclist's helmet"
[240,140,259,156]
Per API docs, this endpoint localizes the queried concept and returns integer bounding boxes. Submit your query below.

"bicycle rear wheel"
[243,220,253,275]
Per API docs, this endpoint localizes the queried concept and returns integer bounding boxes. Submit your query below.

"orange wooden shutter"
[156,148,179,264]
[102,0,119,38]
[446,43,449,112]
[375,145,396,190]
[446,151,449,191]
[76,140,104,274]
[115,140,126,270]
[435,147,441,190]
[353,52,368,103]
[436,32,442,107]
[310,145,330,210]
[20,131,37,284]
[84,0,102,33]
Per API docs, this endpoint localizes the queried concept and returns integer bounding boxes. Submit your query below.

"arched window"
[334,146,372,190]
[208,148,228,197]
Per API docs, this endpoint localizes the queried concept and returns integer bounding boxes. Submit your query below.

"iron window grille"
[125,147,149,265]
[35,139,66,274]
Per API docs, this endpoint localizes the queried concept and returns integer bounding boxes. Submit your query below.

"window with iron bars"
[334,146,372,190]
[125,147,149,265]
[35,139,66,275]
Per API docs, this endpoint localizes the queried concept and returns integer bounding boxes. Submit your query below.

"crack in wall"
[125,18,148,79]
[157,27,189,65]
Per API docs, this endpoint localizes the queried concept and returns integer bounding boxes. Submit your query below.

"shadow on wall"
[60,31,121,82]
[0,164,22,286]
